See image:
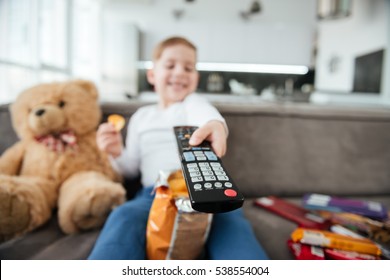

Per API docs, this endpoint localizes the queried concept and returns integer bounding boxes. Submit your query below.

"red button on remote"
[224,189,237,197]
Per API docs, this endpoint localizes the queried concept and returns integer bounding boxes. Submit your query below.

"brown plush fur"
[0,80,126,241]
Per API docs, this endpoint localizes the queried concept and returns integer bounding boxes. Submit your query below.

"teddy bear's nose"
[35,109,46,117]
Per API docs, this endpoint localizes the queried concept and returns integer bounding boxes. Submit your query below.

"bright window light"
[138,61,309,75]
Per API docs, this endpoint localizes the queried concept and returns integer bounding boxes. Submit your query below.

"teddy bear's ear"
[71,80,99,99]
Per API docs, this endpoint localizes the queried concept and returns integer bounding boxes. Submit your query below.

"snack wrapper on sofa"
[146,170,213,260]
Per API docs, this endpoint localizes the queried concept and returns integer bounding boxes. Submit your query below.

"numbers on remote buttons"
[191,176,203,182]
[190,171,201,177]
[204,175,216,181]
[188,166,199,172]
[186,162,231,189]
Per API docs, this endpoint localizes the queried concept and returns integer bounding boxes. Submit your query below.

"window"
[0,0,70,103]
[0,0,138,103]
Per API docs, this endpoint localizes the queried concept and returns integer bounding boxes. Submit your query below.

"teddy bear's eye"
[58,101,66,108]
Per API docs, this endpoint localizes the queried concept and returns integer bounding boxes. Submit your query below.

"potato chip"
[108,114,125,131]
[168,170,188,197]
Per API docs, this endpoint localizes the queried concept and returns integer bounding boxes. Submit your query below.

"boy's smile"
[147,44,199,108]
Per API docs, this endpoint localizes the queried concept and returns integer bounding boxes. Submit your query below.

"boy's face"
[147,44,199,108]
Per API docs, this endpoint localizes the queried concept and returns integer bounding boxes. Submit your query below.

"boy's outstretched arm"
[189,120,227,157]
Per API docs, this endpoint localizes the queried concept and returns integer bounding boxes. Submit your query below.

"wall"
[315,0,389,94]
[102,0,316,66]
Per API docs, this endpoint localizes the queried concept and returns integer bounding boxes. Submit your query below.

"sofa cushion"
[0,215,98,260]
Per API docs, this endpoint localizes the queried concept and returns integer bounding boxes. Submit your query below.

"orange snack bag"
[107,114,125,131]
[146,170,213,260]
[291,227,381,256]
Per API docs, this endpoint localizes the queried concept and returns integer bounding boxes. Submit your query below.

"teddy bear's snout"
[29,105,67,136]
[35,109,45,117]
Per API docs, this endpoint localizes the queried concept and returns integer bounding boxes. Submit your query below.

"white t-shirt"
[111,93,226,187]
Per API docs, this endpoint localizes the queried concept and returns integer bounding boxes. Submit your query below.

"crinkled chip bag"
[146,170,213,260]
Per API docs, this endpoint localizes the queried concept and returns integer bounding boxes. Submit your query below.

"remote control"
[173,126,244,213]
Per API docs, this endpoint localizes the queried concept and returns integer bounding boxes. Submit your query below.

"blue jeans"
[88,187,268,260]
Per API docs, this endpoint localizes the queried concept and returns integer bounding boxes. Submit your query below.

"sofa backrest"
[218,103,390,198]
[0,104,18,153]
[2,101,390,198]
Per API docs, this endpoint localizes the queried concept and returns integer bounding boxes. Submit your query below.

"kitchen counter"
[136,91,267,104]
[96,90,390,114]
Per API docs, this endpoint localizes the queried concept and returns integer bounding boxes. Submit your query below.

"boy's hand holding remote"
[189,120,227,158]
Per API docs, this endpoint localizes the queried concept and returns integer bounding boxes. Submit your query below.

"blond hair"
[152,36,197,62]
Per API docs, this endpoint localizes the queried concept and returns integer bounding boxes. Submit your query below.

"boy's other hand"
[96,123,124,158]
[189,120,227,157]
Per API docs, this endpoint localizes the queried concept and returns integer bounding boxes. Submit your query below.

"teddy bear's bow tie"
[35,131,78,152]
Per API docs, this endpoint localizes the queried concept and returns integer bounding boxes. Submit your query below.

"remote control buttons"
[224,189,237,197]
[217,175,229,181]
[188,166,199,172]
[204,151,218,161]
[191,176,203,182]
[183,152,195,162]
[190,171,201,177]
[224,182,233,188]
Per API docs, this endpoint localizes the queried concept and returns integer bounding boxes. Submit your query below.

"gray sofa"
[1,100,390,260]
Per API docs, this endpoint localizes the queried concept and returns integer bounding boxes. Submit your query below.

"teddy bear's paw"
[0,176,54,241]
[76,186,125,230]
[0,191,30,241]
[58,180,125,234]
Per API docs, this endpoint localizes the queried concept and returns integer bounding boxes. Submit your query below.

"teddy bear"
[0,80,126,242]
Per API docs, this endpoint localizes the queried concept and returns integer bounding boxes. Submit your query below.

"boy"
[88,36,268,260]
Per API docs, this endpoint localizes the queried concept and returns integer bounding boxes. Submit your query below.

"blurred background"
[0,0,389,106]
